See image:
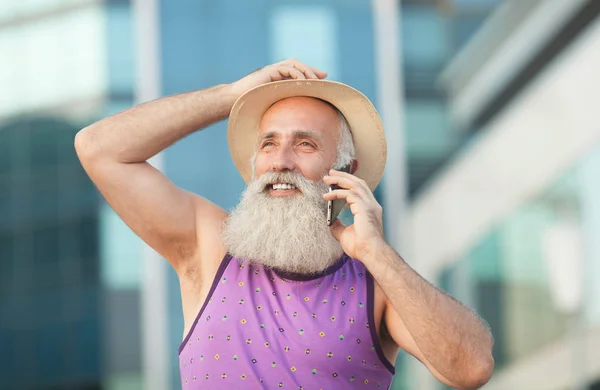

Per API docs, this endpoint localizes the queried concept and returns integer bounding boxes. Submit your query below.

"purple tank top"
[179,253,395,389]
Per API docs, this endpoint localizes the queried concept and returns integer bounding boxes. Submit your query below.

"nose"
[270,147,296,172]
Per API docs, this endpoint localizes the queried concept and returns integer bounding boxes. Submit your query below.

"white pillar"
[371,0,408,254]
[131,0,170,389]
[371,1,437,389]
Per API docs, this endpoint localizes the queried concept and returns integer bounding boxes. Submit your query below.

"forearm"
[75,84,238,163]
[364,242,493,385]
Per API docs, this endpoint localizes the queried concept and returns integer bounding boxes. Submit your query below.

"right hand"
[229,59,328,98]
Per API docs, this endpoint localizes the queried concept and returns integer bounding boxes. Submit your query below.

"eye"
[261,141,275,149]
[299,141,315,148]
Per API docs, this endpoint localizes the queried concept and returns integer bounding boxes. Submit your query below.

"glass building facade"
[4,0,600,389]
[0,118,101,389]
[407,1,600,389]
[401,0,503,198]
[395,1,503,388]
[0,1,141,389]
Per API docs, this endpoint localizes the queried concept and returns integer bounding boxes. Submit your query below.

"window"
[0,0,87,23]
[269,5,340,80]
[33,225,60,266]
[0,5,106,118]
[0,235,13,300]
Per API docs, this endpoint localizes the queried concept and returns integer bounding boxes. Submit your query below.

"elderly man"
[75,59,494,389]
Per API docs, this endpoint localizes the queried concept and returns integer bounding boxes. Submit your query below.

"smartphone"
[326,164,351,226]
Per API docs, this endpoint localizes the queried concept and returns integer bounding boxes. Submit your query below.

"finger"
[290,63,319,80]
[270,66,306,81]
[324,189,381,219]
[329,219,346,242]
[301,66,326,79]
[268,68,287,81]
[324,191,375,221]
[287,59,327,79]
[279,66,306,80]
[323,175,353,190]
[302,68,319,79]
[328,170,370,191]
[349,202,368,216]
[312,67,328,79]
[322,189,360,204]
[329,168,359,179]
[323,175,370,197]
[323,189,348,201]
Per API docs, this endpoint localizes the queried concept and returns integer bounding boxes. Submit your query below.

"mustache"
[255,171,324,194]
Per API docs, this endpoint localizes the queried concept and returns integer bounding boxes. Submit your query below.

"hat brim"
[227,79,387,191]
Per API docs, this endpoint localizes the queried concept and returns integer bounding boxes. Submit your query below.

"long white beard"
[221,171,343,275]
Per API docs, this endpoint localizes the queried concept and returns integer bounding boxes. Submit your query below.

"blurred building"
[0,1,141,389]
[4,0,600,390]
[403,1,600,389]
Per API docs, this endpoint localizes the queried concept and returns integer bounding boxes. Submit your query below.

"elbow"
[460,354,495,390]
[74,127,91,157]
[74,125,102,163]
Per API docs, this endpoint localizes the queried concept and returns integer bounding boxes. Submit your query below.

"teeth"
[272,183,296,190]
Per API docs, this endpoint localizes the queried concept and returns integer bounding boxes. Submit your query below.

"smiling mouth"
[271,183,297,190]
[265,183,300,193]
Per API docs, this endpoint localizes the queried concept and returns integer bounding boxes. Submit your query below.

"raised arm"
[74,59,328,275]
[74,84,236,271]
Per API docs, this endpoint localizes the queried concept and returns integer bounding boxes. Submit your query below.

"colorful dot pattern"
[179,254,394,388]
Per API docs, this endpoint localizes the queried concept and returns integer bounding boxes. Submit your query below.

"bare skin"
[75,59,493,390]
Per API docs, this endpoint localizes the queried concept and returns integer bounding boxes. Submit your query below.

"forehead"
[258,97,340,139]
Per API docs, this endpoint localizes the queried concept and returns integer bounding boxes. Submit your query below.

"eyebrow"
[260,130,322,141]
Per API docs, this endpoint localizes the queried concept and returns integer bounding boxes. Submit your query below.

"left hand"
[322,169,386,260]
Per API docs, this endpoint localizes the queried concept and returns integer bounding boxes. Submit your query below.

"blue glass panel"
[35,323,64,383]
[402,5,448,65]
[107,2,135,95]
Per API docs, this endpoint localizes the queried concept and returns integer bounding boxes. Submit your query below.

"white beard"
[221,171,344,275]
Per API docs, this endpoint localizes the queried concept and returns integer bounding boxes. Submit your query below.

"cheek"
[297,158,330,180]
[252,155,268,176]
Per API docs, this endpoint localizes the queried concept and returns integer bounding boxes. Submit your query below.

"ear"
[350,159,359,175]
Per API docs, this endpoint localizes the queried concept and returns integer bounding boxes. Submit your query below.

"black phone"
[326,164,351,226]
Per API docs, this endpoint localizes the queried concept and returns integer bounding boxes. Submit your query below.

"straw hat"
[227,79,387,191]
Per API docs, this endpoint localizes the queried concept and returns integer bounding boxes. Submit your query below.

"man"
[75,59,494,389]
